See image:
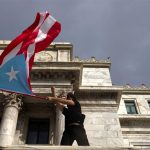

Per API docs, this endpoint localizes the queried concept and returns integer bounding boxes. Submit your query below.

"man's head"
[67,92,76,101]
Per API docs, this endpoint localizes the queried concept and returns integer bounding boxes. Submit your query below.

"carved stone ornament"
[3,93,23,110]
[35,51,53,62]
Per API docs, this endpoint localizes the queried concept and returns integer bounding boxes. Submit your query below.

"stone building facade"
[0,40,150,149]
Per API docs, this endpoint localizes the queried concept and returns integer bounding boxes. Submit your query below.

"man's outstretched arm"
[47,86,75,106]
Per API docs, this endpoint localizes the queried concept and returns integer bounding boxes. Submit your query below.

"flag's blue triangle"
[0,54,32,95]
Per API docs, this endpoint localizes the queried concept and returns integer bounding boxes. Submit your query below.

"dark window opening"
[26,118,49,144]
[148,102,150,108]
[125,101,138,114]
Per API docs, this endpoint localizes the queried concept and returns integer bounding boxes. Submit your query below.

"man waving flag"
[0,12,61,95]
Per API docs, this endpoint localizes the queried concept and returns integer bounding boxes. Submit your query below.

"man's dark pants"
[61,125,89,146]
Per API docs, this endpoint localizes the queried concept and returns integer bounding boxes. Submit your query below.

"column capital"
[3,93,23,110]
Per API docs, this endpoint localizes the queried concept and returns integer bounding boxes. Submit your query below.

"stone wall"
[81,67,112,86]
[82,106,123,147]
[118,93,150,148]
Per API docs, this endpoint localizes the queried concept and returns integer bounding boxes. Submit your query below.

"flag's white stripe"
[33,13,47,32]
[35,15,56,43]
[26,13,50,76]
[0,43,22,67]
[26,44,35,77]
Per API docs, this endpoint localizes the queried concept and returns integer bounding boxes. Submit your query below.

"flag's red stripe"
[17,13,49,57]
[35,21,61,53]
[0,13,41,65]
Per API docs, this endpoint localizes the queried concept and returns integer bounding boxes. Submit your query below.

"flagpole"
[0,89,49,100]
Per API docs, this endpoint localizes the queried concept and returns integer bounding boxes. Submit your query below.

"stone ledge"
[119,115,150,120]
[0,146,146,150]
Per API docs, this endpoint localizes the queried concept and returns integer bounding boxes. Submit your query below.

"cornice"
[77,86,123,106]
[33,61,82,69]
[32,61,110,69]
[0,40,11,45]
[119,114,150,120]
[81,102,118,107]
[0,40,73,48]
[72,56,111,68]
[79,85,123,91]
[123,85,150,94]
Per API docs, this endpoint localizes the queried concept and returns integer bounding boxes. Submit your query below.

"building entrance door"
[26,118,49,144]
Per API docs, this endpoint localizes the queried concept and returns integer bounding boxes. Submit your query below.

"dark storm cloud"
[0,0,150,86]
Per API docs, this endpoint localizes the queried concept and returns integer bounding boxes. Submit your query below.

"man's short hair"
[67,92,76,101]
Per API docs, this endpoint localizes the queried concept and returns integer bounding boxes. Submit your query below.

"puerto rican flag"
[0,12,61,95]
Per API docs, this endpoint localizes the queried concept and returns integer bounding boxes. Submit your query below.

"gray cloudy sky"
[0,0,150,86]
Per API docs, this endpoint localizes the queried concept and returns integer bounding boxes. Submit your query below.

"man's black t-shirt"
[62,99,85,128]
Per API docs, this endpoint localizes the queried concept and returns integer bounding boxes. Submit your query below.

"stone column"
[55,107,64,145]
[0,93,23,147]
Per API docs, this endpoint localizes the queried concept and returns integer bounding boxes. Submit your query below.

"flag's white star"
[6,66,19,82]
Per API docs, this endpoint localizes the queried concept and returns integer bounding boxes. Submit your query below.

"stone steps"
[0,146,149,150]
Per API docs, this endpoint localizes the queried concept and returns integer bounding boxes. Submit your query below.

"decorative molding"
[30,71,78,81]
[72,56,111,64]
[82,106,118,112]
[3,93,23,110]
[123,84,150,90]
[35,51,53,62]
[119,114,150,121]
[76,91,118,100]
